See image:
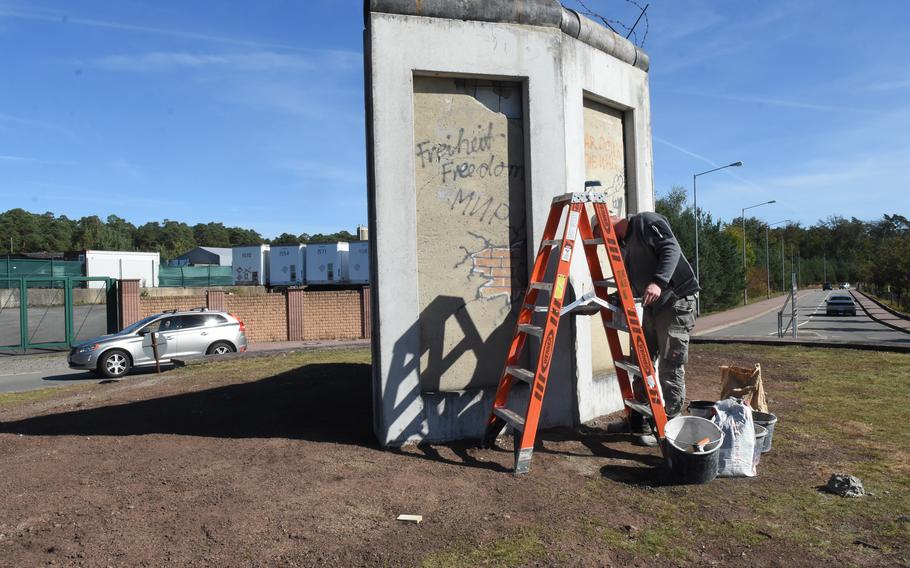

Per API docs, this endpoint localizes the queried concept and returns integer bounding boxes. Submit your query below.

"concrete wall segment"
[366,5,655,444]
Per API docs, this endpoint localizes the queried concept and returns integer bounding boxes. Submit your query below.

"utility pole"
[765,224,771,299]
[823,253,827,283]
[780,237,785,293]
[741,200,776,305]
[791,246,795,289]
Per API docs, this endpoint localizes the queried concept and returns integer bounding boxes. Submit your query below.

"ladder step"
[615,358,642,376]
[529,282,553,292]
[541,239,561,247]
[492,407,526,431]
[522,303,548,313]
[518,324,543,338]
[583,238,605,245]
[623,398,653,417]
[505,365,535,384]
[593,279,616,288]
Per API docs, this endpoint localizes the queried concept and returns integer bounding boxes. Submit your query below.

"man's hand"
[642,282,662,306]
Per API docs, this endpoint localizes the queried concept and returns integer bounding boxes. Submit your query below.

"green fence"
[159,265,233,287]
[0,259,83,287]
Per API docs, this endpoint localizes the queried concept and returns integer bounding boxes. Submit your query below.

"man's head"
[612,215,629,239]
[591,214,630,239]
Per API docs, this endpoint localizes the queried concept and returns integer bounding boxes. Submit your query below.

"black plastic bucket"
[687,400,717,420]
[664,416,724,484]
[752,411,778,453]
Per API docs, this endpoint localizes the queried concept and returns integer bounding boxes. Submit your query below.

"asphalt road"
[702,289,910,346]
[0,352,174,394]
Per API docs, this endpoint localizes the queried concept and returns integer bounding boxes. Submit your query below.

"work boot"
[628,412,658,446]
[637,413,679,447]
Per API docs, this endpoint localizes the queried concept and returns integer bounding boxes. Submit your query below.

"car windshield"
[121,315,161,334]
[829,297,853,303]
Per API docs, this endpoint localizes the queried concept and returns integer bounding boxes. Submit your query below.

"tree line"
[3,197,908,312]
[0,209,359,260]
[656,186,910,312]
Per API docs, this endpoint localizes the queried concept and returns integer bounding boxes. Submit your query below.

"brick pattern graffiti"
[455,232,527,304]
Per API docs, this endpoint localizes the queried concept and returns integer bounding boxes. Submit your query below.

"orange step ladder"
[482,183,668,474]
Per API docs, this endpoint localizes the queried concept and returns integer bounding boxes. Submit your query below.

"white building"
[84,250,160,288]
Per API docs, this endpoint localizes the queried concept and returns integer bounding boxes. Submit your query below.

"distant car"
[822,282,832,291]
[68,309,247,378]
[826,294,857,316]
[839,282,851,289]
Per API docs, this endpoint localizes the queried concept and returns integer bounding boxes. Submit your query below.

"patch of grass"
[0,384,87,406]
[694,344,910,555]
[174,347,371,384]
[421,531,548,568]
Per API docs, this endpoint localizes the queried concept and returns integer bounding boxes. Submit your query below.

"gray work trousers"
[639,295,696,418]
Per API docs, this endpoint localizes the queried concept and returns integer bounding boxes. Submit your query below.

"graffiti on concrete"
[413,76,527,391]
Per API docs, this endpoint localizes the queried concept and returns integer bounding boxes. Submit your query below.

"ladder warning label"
[554,274,567,299]
[566,211,580,241]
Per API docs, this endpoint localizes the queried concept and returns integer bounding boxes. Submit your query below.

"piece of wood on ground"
[396,514,423,524]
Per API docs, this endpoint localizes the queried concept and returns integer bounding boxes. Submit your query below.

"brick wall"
[301,289,364,340]
[140,295,206,318]
[132,286,370,344]
[224,294,288,343]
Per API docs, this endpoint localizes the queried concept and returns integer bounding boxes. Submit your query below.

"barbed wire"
[573,0,650,48]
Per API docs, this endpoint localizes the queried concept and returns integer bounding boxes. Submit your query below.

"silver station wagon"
[69,309,248,378]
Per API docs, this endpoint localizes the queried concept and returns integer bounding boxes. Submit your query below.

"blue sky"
[1,1,907,239]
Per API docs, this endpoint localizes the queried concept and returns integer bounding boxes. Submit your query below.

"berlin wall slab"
[365,0,655,445]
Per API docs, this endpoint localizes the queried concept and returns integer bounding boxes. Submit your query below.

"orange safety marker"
[482,183,668,474]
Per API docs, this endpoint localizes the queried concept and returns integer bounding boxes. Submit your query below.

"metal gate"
[0,276,118,352]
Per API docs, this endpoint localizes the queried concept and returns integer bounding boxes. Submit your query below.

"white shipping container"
[347,242,370,284]
[268,244,306,286]
[305,242,348,284]
[232,245,270,285]
[84,250,160,289]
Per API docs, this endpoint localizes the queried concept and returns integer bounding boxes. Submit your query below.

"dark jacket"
[620,212,700,308]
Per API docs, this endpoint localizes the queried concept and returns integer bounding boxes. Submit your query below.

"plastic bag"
[720,364,768,413]
[712,397,756,477]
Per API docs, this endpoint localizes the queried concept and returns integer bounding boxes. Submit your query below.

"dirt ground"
[0,345,907,567]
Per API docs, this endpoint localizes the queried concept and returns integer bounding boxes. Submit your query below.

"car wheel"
[207,341,235,356]
[98,349,131,378]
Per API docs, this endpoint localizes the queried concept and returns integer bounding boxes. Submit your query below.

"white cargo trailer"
[84,250,160,288]
[347,242,370,284]
[232,245,270,285]
[268,244,306,286]
[305,242,348,284]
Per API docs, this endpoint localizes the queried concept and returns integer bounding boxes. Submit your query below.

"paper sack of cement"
[720,363,769,412]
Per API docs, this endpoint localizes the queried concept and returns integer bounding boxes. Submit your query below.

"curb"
[691,336,910,354]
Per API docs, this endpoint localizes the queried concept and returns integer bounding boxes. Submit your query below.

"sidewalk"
[852,291,910,333]
[693,293,798,336]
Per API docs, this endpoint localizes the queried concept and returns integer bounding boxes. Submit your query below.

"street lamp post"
[693,161,743,315]
[766,219,791,299]
[742,200,776,305]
